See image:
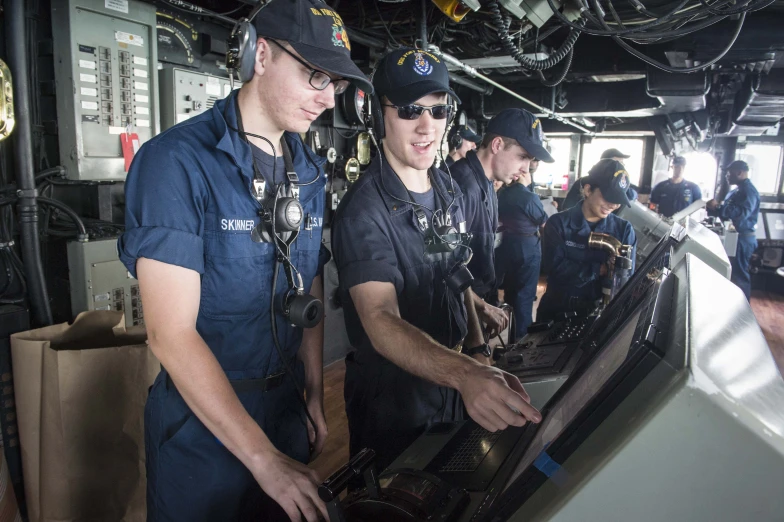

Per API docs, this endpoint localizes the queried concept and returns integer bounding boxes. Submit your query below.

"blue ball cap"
[485,108,554,163]
[449,125,481,144]
[724,160,749,172]
[372,47,460,106]
[255,0,372,94]
[585,159,632,207]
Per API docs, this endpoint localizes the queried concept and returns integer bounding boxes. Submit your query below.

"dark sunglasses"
[268,40,350,95]
[383,103,453,121]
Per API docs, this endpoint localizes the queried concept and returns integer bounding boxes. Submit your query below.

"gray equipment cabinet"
[52,0,160,181]
[67,239,144,327]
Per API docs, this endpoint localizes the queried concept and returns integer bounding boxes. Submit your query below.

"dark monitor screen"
[756,212,768,241]
[765,213,784,241]
[501,307,644,492]
[489,230,674,509]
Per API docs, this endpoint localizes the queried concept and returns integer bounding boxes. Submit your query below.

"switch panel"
[52,0,160,181]
[159,67,241,131]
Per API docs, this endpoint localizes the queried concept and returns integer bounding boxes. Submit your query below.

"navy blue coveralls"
[495,182,548,337]
[538,202,637,322]
[650,179,702,218]
[332,155,468,474]
[708,178,760,301]
[118,92,327,521]
[449,150,498,301]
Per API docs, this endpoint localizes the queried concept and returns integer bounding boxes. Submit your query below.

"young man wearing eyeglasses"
[118,1,371,520]
[449,108,554,341]
[332,48,541,476]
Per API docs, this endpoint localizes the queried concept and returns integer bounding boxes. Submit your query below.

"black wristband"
[464,343,491,358]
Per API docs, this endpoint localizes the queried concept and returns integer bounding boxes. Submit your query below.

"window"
[534,137,571,187]
[580,138,645,186]
[736,143,783,195]
[680,152,718,200]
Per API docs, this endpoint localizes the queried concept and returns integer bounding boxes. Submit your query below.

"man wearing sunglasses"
[450,108,554,341]
[333,48,541,476]
[118,1,371,521]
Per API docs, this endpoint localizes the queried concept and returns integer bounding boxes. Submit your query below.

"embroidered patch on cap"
[311,6,351,51]
[412,52,433,75]
[531,118,543,140]
[614,169,630,189]
[332,23,350,49]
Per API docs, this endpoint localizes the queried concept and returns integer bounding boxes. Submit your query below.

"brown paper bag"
[10,311,158,522]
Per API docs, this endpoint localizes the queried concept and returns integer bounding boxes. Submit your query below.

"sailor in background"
[450,108,553,336]
[649,155,702,217]
[495,156,550,338]
[562,148,638,211]
[706,160,760,301]
[445,124,482,168]
[537,159,637,322]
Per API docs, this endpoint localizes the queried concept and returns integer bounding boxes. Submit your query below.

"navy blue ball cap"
[254,0,373,94]
[585,159,632,207]
[486,108,554,163]
[600,148,630,160]
[724,159,749,172]
[449,125,481,144]
[673,155,687,166]
[372,47,460,106]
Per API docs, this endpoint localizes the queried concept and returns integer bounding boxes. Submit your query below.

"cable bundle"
[540,0,775,72]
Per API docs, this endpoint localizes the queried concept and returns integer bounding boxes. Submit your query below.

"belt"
[165,371,287,393]
[501,230,540,237]
[738,232,757,237]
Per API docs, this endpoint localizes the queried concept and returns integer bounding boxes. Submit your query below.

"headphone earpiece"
[449,131,462,151]
[226,19,258,83]
[366,91,385,141]
[226,0,270,84]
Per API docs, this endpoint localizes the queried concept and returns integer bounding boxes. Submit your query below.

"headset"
[225,1,269,84]
[363,72,474,293]
[223,0,323,446]
[224,2,324,330]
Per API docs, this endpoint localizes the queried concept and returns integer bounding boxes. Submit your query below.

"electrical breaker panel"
[67,239,144,327]
[159,68,240,131]
[52,0,160,181]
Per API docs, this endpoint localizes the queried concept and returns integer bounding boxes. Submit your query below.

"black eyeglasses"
[268,40,350,95]
[383,104,453,121]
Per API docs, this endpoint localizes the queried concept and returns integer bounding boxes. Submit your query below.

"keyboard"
[540,317,592,346]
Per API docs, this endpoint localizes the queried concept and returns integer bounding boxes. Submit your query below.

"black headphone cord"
[225,89,320,447]
[224,90,323,186]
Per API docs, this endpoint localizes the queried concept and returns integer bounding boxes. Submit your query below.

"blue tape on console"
[533,450,561,478]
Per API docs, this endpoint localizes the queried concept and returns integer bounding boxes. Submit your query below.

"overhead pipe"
[427,44,594,135]
[346,29,387,51]
[418,0,428,47]
[449,73,493,95]
[6,0,53,325]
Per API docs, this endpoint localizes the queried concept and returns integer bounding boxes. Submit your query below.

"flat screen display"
[764,212,784,241]
[756,212,768,240]
[501,308,643,492]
